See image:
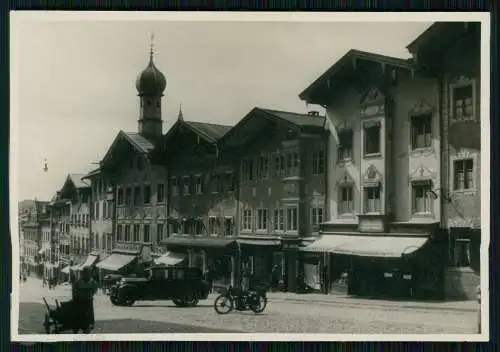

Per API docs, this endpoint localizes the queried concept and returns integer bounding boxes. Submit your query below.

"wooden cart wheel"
[43,314,51,334]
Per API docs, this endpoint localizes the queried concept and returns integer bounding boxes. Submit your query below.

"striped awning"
[331,235,429,258]
[300,235,355,253]
[301,234,429,258]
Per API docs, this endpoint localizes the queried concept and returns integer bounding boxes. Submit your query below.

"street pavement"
[16,278,479,335]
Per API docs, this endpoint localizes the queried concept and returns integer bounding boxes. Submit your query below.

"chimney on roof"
[308,111,319,116]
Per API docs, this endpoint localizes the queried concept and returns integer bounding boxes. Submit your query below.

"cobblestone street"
[16,278,479,334]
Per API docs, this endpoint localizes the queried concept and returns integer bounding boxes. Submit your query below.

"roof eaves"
[299,49,412,104]
[183,121,218,144]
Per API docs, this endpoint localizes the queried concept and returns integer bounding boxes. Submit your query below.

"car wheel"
[110,296,119,306]
[172,298,186,307]
[118,292,136,306]
[186,297,199,307]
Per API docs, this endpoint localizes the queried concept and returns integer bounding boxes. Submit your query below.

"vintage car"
[109,265,211,307]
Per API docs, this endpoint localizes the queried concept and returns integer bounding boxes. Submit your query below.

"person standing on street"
[72,267,98,333]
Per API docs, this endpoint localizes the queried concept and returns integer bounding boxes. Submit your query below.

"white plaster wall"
[389,71,441,223]
[325,87,361,222]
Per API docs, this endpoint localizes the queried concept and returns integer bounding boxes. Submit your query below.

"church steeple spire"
[135,33,167,137]
[149,32,155,62]
[178,104,184,121]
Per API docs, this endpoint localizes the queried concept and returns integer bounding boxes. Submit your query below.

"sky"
[12,14,433,202]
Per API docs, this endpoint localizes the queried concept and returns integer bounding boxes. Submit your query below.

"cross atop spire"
[149,32,155,61]
[178,103,184,121]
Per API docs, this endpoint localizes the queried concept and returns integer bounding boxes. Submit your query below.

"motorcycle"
[214,285,267,315]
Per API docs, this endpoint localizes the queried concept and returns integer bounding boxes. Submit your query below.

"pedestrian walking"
[271,265,280,292]
[72,267,98,333]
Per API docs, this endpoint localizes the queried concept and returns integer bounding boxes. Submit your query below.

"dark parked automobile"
[109,265,211,307]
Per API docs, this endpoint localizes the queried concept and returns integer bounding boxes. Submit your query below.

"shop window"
[286,207,298,232]
[242,209,253,231]
[257,209,268,231]
[171,177,179,196]
[364,186,381,213]
[454,238,471,267]
[412,181,432,214]
[451,84,474,121]
[364,123,381,156]
[411,114,432,150]
[157,223,164,242]
[144,185,151,204]
[311,207,324,226]
[454,159,474,190]
[133,224,140,242]
[273,208,284,231]
[337,130,353,162]
[338,186,354,215]
[157,184,165,203]
[144,225,150,243]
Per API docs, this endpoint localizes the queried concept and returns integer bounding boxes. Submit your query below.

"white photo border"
[9,10,491,342]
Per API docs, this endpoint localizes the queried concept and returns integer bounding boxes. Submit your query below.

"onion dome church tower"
[136,34,167,137]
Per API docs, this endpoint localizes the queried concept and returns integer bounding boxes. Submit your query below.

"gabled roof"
[68,173,90,189]
[299,49,412,105]
[219,107,325,148]
[123,132,156,153]
[406,22,480,63]
[82,167,101,180]
[101,130,158,167]
[183,121,232,142]
[260,108,325,128]
[161,118,232,147]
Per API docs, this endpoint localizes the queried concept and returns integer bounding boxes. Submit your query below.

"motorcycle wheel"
[249,292,267,314]
[214,295,234,315]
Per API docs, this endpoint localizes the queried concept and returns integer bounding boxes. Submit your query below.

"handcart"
[42,297,93,334]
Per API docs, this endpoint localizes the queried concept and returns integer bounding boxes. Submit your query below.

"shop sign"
[282,243,298,251]
[151,245,169,255]
[115,242,142,252]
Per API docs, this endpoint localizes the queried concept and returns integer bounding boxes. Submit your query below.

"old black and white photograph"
[10,12,490,341]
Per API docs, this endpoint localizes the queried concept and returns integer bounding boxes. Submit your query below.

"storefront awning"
[61,265,81,274]
[96,253,136,271]
[162,236,237,248]
[81,254,99,268]
[238,238,281,246]
[331,235,429,258]
[38,244,50,255]
[301,235,356,253]
[154,252,186,266]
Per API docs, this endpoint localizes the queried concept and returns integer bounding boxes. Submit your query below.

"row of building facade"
[20,22,482,300]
